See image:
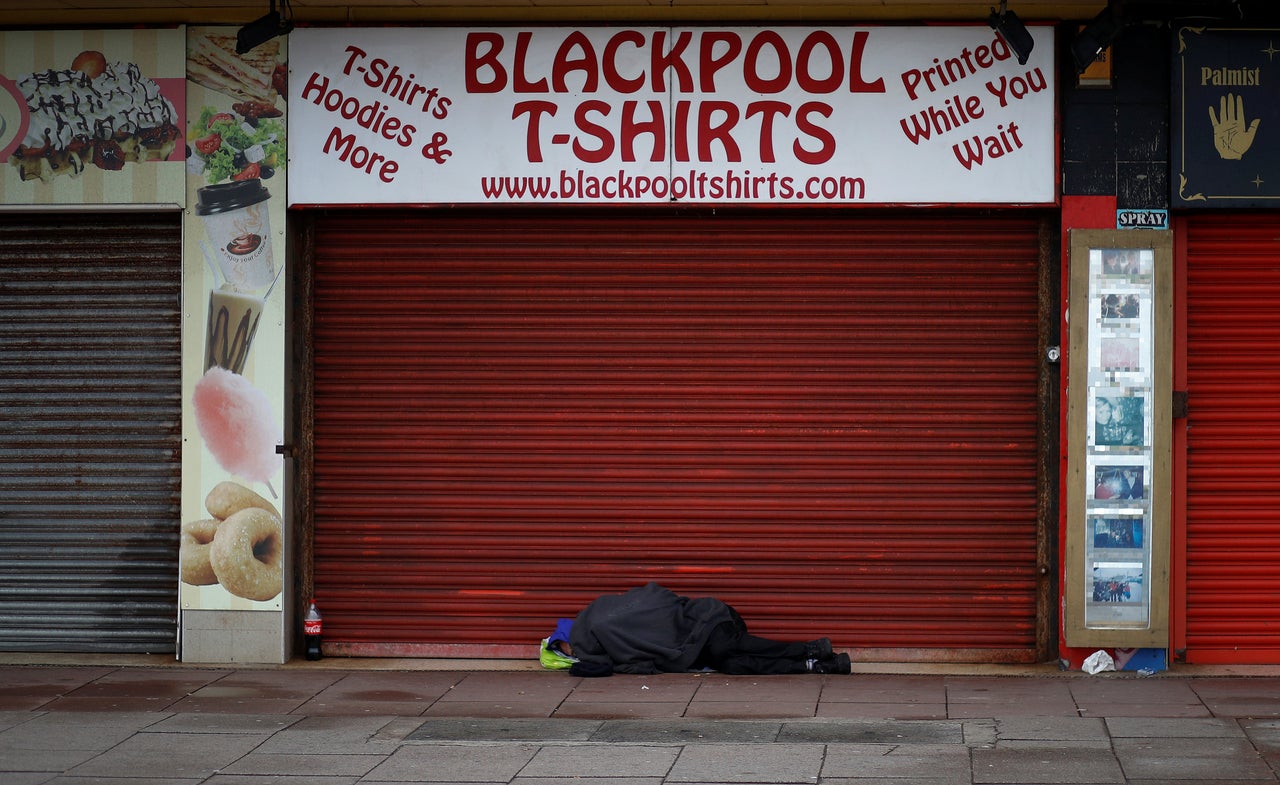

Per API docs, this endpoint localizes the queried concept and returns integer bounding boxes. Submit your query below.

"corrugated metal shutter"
[311,210,1044,661]
[1181,214,1280,664]
[0,213,181,653]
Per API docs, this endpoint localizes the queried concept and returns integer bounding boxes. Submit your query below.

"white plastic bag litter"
[1083,649,1116,674]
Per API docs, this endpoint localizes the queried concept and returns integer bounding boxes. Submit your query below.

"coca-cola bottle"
[304,600,323,661]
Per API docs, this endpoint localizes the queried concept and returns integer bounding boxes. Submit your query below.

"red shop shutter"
[310,210,1044,662]
[1180,214,1280,664]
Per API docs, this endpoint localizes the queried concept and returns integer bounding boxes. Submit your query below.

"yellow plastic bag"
[539,637,577,670]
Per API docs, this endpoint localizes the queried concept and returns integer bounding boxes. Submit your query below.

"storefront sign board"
[1173,27,1280,207]
[288,25,1056,206]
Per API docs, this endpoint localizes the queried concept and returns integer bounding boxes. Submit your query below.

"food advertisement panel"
[0,28,186,205]
[288,25,1056,206]
[180,27,288,612]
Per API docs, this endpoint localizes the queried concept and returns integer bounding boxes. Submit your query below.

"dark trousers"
[694,610,811,675]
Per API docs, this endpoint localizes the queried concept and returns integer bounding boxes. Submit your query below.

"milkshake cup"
[196,178,274,292]
[205,285,264,374]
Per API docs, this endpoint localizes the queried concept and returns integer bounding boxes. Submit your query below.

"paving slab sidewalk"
[0,664,1279,784]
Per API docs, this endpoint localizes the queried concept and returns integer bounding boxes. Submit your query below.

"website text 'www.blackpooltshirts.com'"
[479,169,867,201]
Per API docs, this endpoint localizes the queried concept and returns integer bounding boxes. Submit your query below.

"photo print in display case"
[1091,389,1146,448]
[1092,464,1146,502]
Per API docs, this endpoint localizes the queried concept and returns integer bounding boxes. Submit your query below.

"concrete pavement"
[2,658,1280,784]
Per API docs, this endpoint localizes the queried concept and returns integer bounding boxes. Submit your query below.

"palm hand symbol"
[1209,93,1260,160]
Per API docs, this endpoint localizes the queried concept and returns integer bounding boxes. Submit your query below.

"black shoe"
[804,638,833,659]
[808,653,851,675]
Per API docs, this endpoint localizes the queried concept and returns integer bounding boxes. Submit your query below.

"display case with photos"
[1065,231,1171,647]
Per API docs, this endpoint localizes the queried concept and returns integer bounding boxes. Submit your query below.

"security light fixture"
[237,0,294,55]
[988,0,1035,65]
[1072,0,1125,73]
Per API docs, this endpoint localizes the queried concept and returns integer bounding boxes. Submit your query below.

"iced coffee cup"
[196,178,274,292]
[205,285,264,374]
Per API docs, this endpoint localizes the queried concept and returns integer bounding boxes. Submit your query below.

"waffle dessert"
[8,50,180,182]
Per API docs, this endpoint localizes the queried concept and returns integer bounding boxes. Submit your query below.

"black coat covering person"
[565,582,850,676]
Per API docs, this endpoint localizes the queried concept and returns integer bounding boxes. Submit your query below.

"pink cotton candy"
[193,366,281,485]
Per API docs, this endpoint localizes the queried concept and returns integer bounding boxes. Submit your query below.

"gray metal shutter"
[310,209,1047,663]
[0,212,182,653]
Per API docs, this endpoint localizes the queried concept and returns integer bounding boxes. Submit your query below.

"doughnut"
[180,518,221,586]
[205,480,280,521]
[209,507,283,601]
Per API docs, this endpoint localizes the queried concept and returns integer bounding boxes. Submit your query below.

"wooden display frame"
[1065,229,1172,648]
